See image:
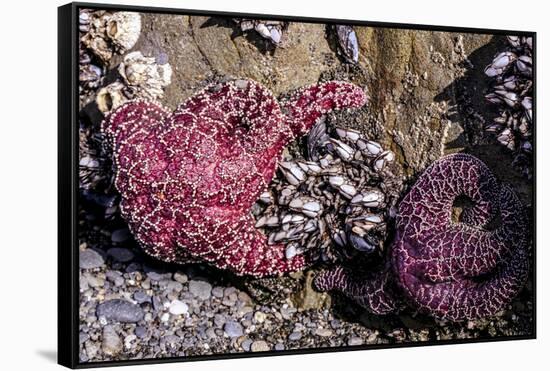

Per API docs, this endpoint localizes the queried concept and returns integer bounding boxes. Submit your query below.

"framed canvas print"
[58,2,536,368]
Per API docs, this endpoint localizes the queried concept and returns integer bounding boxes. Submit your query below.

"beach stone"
[79,249,104,269]
[96,299,144,323]
[188,280,212,300]
[111,228,131,243]
[101,326,122,356]
[223,321,243,338]
[288,332,302,341]
[254,311,267,323]
[348,336,364,346]
[315,328,333,337]
[134,326,147,338]
[169,300,189,315]
[107,247,134,262]
[133,290,150,304]
[251,340,270,352]
[173,272,188,284]
[275,342,285,351]
[105,270,124,286]
[241,338,253,351]
[212,286,224,298]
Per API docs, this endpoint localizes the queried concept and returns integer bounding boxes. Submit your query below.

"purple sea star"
[102,79,366,277]
[314,154,529,321]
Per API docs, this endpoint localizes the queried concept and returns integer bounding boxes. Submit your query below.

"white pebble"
[168,300,189,315]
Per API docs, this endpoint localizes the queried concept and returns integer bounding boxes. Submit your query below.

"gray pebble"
[212,286,224,298]
[156,52,169,65]
[330,319,341,329]
[134,326,147,338]
[105,270,124,286]
[125,262,141,273]
[347,336,364,346]
[101,325,122,356]
[133,290,150,304]
[288,332,302,341]
[188,280,212,300]
[173,272,188,284]
[111,228,131,243]
[79,249,104,269]
[214,314,226,328]
[152,296,163,312]
[146,271,165,282]
[275,342,285,351]
[79,332,89,344]
[223,321,243,338]
[107,247,134,263]
[96,299,144,323]
[241,338,253,351]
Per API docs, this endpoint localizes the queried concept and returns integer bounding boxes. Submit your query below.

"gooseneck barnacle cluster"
[315,154,529,321]
[101,79,367,277]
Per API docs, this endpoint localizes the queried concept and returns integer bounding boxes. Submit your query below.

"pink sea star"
[102,79,366,277]
[314,154,529,321]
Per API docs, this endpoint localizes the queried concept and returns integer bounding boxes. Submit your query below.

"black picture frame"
[58,2,536,369]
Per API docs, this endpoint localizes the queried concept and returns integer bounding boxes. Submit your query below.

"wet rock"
[315,328,333,337]
[251,340,270,352]
[188,280,212,300]
[173,272,188,284]
[169,300,189,315]
[101,325,122,356]
[133,290,150,304]
[111,228,131,243]
[96,299,144,323]
[107,247,134,262]
[223,321,243,338]
[288,332,302,341]
[347,336,363,346]
[79,249,104,269]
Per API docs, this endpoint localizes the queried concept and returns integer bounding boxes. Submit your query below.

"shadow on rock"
[200,17,278,55]
[435,35,507,150]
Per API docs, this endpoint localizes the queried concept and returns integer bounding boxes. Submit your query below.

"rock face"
[105,16,523,181]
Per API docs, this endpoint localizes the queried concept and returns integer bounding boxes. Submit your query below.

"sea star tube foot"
[102,79,367,277]
[315,153,529,321]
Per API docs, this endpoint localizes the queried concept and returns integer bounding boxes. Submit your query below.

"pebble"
[79,249,104,269]
[347,336,364,346]
[106,270,124,286]
[101,326,122,356]
[241,338,253,351]
[134,326,147,338]
[169,300,189,315]
[111,228,131,243]
[133,290,150,304]
[315,328,333,337]
[212,286,224,298]
[146,271,166,282]
[124,334,137,349]
[96,299,144,323]
[79,332,89,344]
[288,332,302,341]
[254,311,267,323]
[173,272,188,284]
[251,340,270,352]
[224,321,244,338]
[274,342,285,351]
[107,247,134,263]
[188,280,212,300]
